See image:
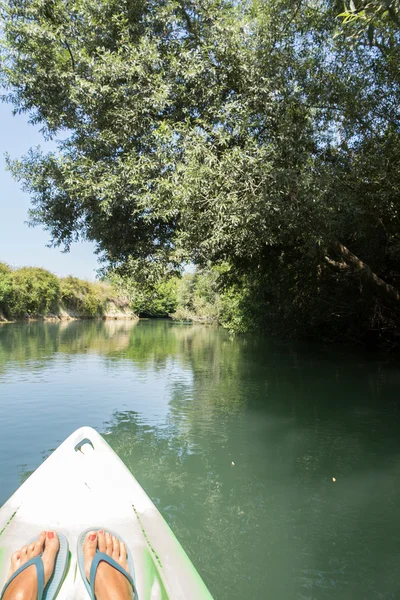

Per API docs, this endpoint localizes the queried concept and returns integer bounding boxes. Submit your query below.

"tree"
[2,0,400,342]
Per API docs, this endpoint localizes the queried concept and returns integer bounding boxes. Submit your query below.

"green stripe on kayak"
[0,510,18,538]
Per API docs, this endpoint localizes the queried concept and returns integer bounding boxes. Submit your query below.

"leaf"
[388,6,400,25]
[350,0,357,13]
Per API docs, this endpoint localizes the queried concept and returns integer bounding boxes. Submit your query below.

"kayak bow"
[0,427,213,599]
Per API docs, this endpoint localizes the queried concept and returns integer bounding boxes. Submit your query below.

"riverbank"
[0,264,137,322]
[0,302,137,323]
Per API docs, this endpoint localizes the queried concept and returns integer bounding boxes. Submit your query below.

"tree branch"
[284,0,302,32]
[179,5,195,34]
[63,40,75,71]
[324,255,349,271]
[329,240,400,303]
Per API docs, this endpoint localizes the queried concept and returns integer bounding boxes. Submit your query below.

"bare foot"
[2,531,60,600]
[83,530,133,600]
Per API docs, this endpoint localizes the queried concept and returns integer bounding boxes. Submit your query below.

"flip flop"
[77,528,138,600]
[0,532,69,600]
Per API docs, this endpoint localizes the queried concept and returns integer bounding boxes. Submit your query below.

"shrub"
[60,276,104,317]
[0,267,60,319]
[129,278,178,317]
[0,262,11,276]
[0,264,127,320]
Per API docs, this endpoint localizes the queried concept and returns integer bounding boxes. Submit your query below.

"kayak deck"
[0,427,213,599]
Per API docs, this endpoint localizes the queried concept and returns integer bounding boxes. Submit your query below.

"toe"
[83,532,98,581]
[33,531,46,556]
[84,532,98,554]
[112,536,120,561]
[11,550,21,568]
[119,542,128,570]
[42,531,60,586]
[8,550,21,579]
[105,532,113,556]
[19,545,28,564]
[43,531,60,558]
[44,530,59,553]
[98,530,106,552]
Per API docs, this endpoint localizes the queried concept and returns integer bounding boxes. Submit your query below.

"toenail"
[89,534,96,541]
[47,531,54,539]
[99,530,104,534]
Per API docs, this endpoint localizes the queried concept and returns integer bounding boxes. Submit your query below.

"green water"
[0,320,399,599]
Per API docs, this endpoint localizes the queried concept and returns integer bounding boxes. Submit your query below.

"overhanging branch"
[327,240,400,303]
[324,255,349,271]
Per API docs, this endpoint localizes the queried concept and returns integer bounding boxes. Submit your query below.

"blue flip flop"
[77,528,138,600]
[0,532,69,600]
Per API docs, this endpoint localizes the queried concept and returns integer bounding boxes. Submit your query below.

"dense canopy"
[1,0,400,343]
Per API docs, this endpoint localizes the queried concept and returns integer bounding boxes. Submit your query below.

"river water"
[0,319,399,599]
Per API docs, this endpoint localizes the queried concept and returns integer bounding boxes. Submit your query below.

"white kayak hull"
[0,427,213,599]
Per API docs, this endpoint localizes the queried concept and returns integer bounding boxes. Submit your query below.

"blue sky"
[0,101,99,280]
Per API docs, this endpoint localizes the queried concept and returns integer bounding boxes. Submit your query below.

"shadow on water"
[2,320,400,599]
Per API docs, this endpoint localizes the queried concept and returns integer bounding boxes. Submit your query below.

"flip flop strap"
[0,555,45,600]
[89,552,138,600]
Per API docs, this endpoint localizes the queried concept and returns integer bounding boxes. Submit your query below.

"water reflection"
[1,320,400,599]
[103,402,400,599]
[0,320,138,370]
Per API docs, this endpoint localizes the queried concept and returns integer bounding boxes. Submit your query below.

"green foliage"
[113,275,178,317]
[0,265,127,320]
[0,272,13,317]
[0,262,11,276]
[218,281,263,334]
[338,1,400,31]
[3,0,400,344]
[60,276,103,317]
[174,269,221,323]
[175,275,197,313]
[337,0,400,56]
[0,267,60,319]
[172,267,263,332]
